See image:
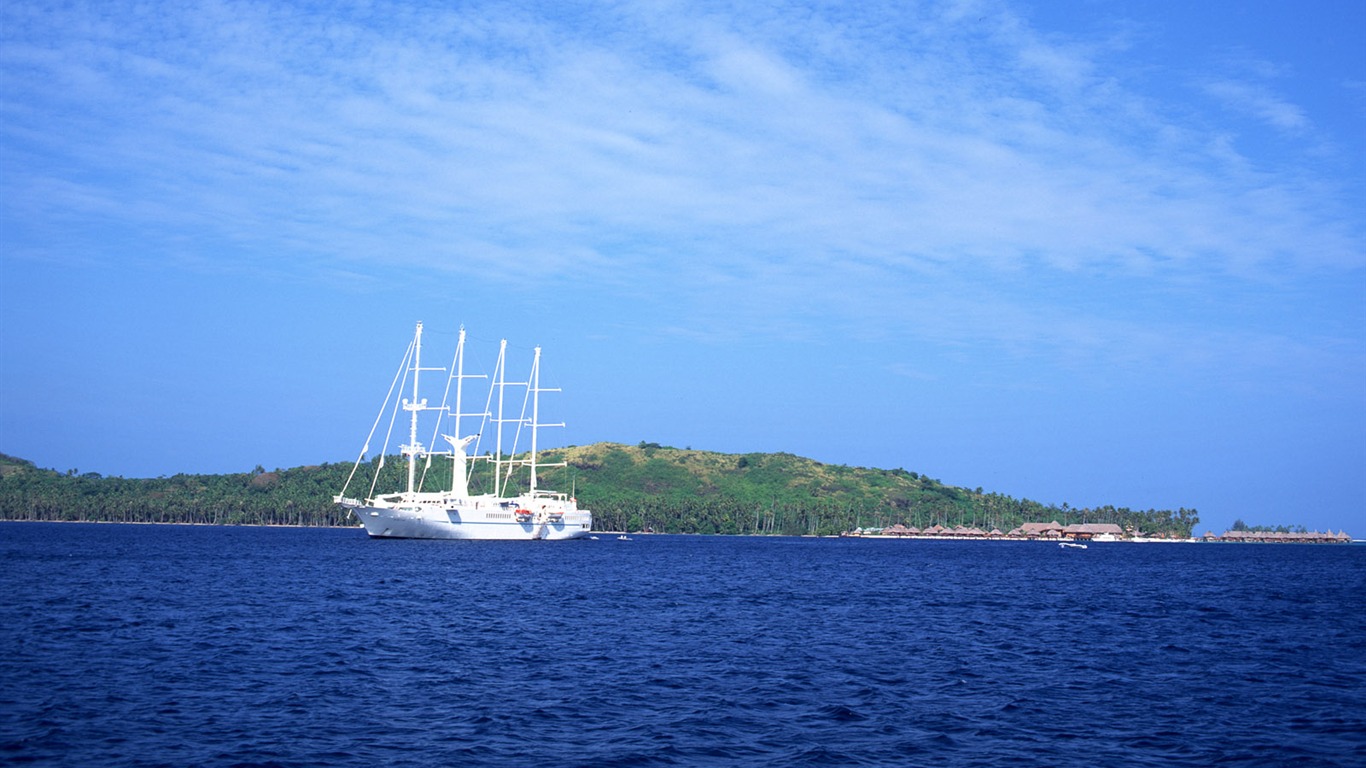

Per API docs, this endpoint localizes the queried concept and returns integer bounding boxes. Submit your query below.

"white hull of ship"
[352,503,592,541]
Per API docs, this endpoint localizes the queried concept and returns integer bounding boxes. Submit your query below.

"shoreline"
[3,520,1359,543]
[0,518,359,530]
[847,533,1359,545]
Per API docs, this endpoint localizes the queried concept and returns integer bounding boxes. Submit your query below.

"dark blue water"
[1,523,1363,767]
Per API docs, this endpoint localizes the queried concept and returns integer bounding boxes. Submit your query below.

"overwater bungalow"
[1019,521,1065,539]
[1062,523,1125,541]
[1214,529,1352,543]
[850,521,1351,543]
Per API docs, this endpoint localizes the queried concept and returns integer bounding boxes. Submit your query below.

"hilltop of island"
[4,444,1347,540]
[1,442,1208,537]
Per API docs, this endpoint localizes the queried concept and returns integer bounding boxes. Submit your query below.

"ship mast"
[441,327,487,497]
[529,348,540,494]
[400,321,442,497]
[454,327,466,450]
[450,327,467,494]
[492,339,508,497]
[527,347,563,494]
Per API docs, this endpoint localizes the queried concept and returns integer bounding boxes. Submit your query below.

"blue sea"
[1,523,1363,767]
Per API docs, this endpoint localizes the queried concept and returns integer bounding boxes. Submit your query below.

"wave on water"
[1,523,1363,767]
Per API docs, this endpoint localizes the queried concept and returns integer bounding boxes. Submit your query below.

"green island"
[1,443,1200,537]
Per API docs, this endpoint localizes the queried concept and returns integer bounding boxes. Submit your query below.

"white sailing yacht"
[334,322,592,540]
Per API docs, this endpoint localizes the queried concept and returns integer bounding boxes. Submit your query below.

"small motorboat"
[1059,541,1088,550]
[617,535,632,541]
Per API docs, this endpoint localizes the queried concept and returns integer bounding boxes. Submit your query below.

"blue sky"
[2,0,1363,535]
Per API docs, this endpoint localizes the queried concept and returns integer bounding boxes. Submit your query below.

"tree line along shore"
[1,443,1207,537]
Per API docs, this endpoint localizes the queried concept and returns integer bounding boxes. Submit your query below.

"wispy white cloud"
[1,0,1361,378]
[1200,77,1309,133]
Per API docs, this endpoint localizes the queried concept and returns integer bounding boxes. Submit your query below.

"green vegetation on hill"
[0,444,1199,536]
[1228,518,1310,534]
[542,443,1196,536]
[0,453,357,527]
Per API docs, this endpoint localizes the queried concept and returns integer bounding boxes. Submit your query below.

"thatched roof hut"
[1020,521,1065,538]
[1062,523,1124,540]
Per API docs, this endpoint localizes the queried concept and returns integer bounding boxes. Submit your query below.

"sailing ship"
[334,322,592,540]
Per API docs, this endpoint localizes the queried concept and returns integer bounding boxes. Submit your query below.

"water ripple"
[1,524,1363,767]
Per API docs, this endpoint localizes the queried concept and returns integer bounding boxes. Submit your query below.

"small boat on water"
[334,322,592,541]
[617,535,631,541]
[1059,541,1088,550]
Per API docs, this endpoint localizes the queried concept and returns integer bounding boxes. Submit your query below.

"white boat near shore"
[1059,541,1088,550]
[334,322,591,541]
